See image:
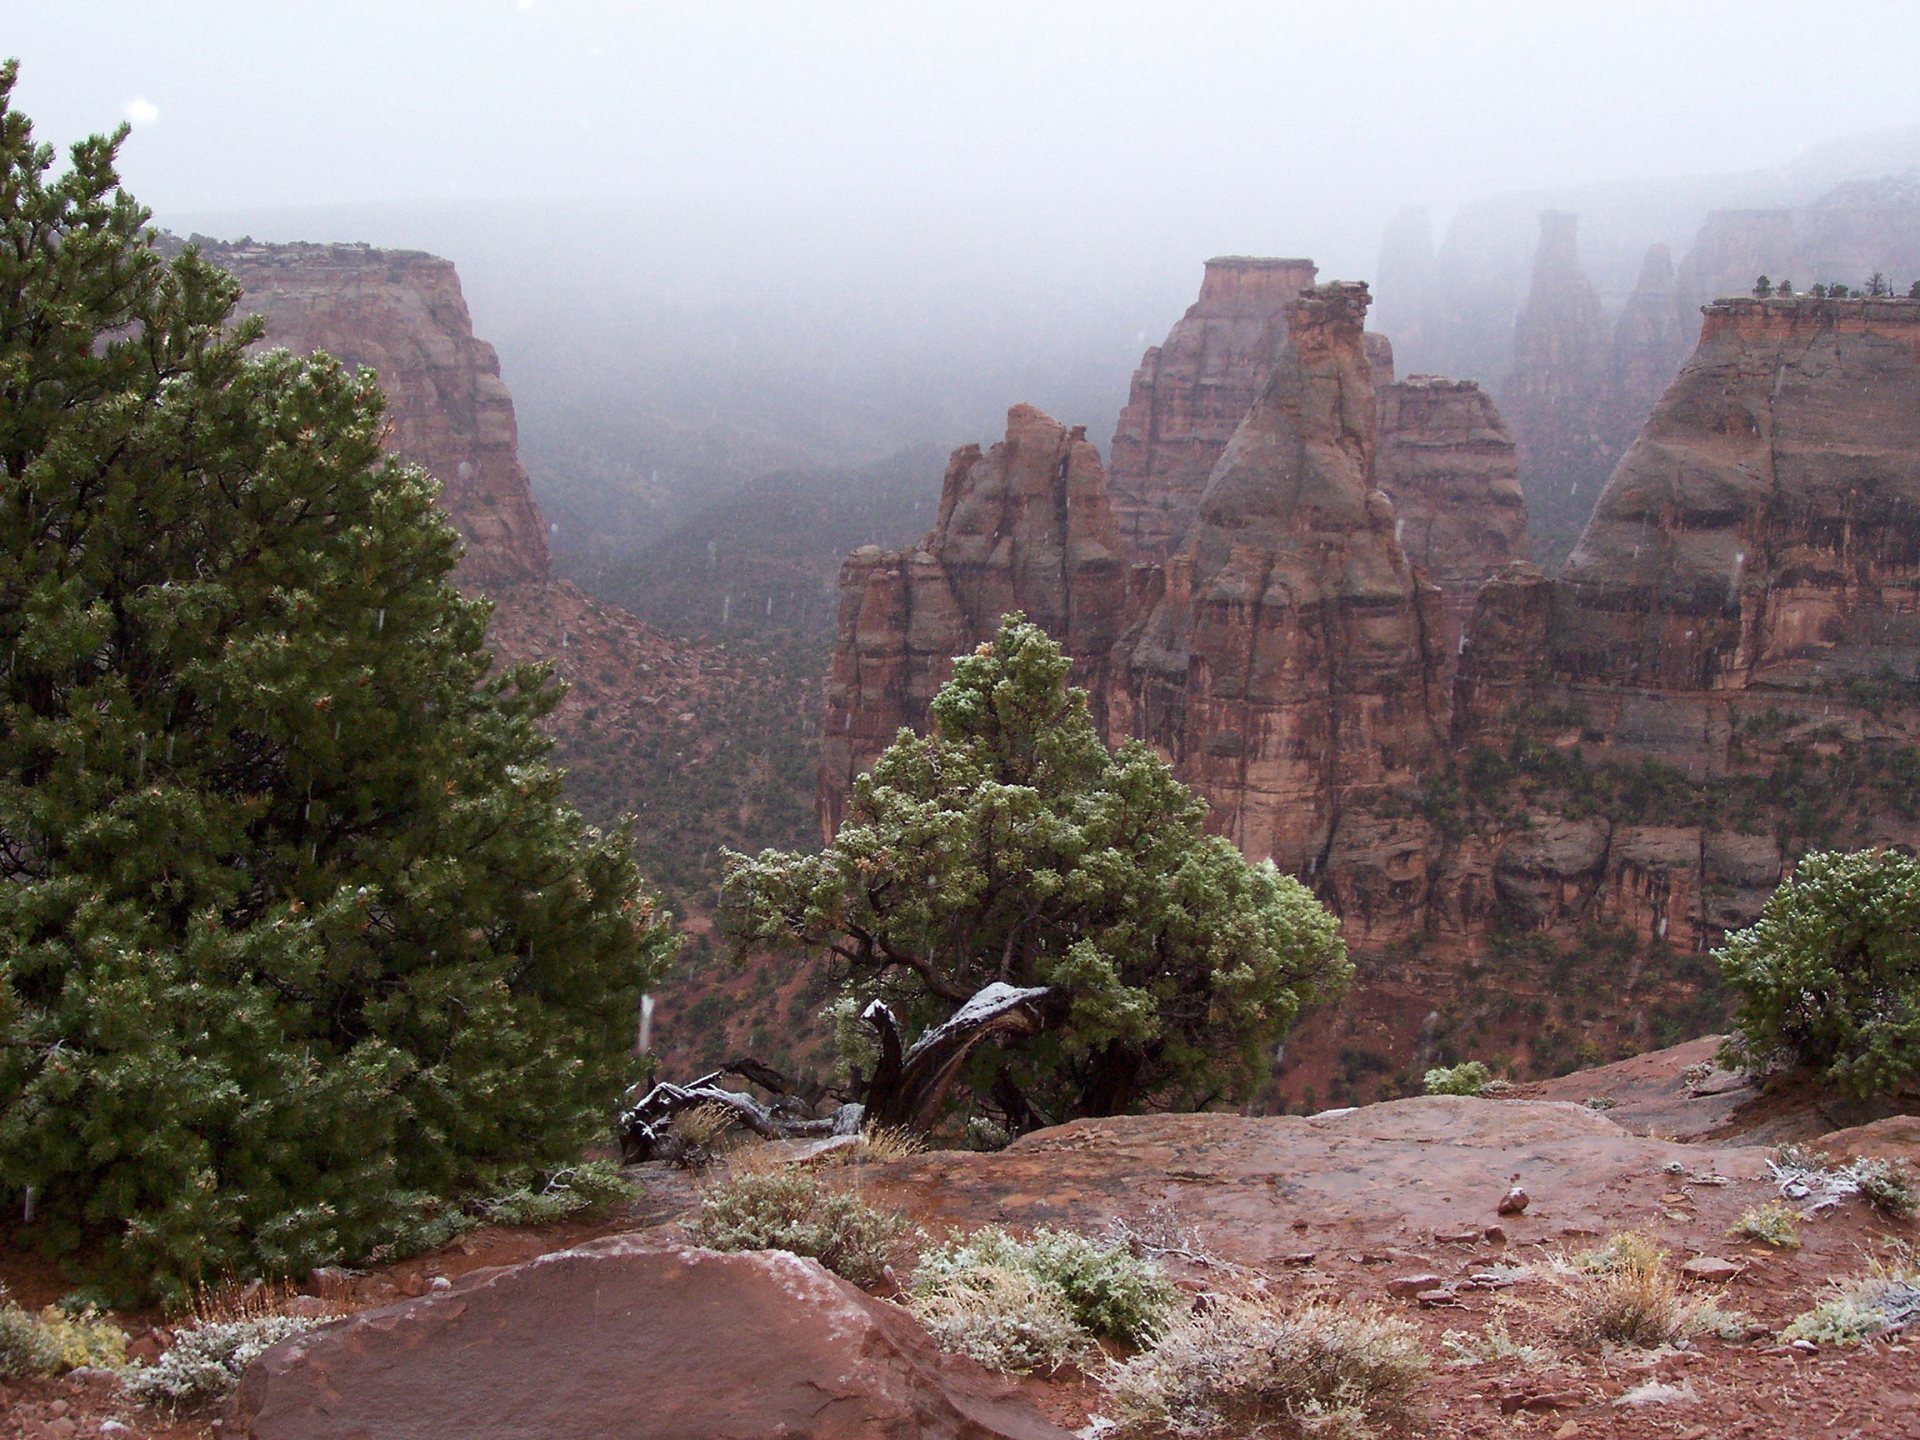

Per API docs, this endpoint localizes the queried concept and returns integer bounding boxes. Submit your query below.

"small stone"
[124,1332,161,1366]
[48,1420,77,1440]
[1415,1288,1460,1307]
[1283,1251,1317,1265]
[1484,1224,1508,1244]
[1497,1185,1530,1215]
[1553,1423,1581,1440]
[396,1270,428,1298]
[1614,1380,1697,1407]
[1385,1273,1446,1296]
[1790,1338,1818,1353]
[1435,1229,1482,1244]
[1679,1256,1741,1282]
[282,1295,338,1319]
[1524,1390,1585,1411]
[429,1275,453,1291]
[49,1401,70,1417]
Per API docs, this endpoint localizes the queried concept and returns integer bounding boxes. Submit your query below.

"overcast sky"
[15,1,1920,276]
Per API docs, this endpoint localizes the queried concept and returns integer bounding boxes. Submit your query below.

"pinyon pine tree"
[0,65,672,1299]
[723,614,1349,1132]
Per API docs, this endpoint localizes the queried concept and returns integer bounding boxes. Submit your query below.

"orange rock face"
[1112,282,1449,877]
[817,405,1130,838]
[1106,256,1319,560]
[212,241,550,591]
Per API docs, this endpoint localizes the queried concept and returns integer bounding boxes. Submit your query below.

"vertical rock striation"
[1107,257,1319,561]
[212,242,551,591]
[818,406,1129,837]
[1501,212,1613,563]
[1112,282,1448,889]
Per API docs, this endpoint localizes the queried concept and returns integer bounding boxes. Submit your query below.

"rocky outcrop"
[818,405,1130,837]
[1676,174,1920,315]
[1107,257,1319,560]
[1112,283,1449,876]
[1605,243,1689,458]
[1375,376,1527,645]
[213,241,550,591]
[228,1237,1070,1440]
[1500,212,1613,562]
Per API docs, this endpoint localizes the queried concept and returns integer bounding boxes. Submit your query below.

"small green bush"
[0,1287,125,1379]
[473,1160,638,1226]
[1717,849,1920,1098]
[1729,1201,1802,1249]
[688,1165,912,1287]
[125,1314,314,1409]
[912,1225,1177,1347]
[1423,1061,1493,1097]
[1854,1157,1919,1221]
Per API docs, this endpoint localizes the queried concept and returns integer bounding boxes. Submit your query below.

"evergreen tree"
[0,65,672,1299]
[1753,275,1773,297]
[1777,278,1794,296]
[722,615,1350,1132]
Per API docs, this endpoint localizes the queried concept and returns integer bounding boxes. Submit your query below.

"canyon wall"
[210,240,785,869]
[1107,257,1319,560]
[817,405,1130,837]
[215,242,550,591]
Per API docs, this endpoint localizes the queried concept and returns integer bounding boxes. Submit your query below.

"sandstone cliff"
[1605,243,1690,464]
[818,405,1130,837]
[213,242,550,591]
[211,240,803,899]
[1111,283,1450,886]
[1106,257,1318,560]
[1375,375,1527,646]
[1499,212,1613,564]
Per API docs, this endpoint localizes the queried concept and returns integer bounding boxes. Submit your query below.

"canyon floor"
[3,1040,1916,1439]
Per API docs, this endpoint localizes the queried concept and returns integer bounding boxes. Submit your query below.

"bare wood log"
[862,982,1066,1132]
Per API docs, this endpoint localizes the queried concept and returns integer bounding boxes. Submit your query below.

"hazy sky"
[16,1,1920,275]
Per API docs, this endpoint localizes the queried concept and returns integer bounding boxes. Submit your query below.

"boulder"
[228,1237,1071,1440]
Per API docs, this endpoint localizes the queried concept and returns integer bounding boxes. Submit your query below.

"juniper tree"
[0,65,672,1299]
[722,615,1350,1132]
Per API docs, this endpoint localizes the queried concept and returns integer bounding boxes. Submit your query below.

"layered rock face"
[1112,283,1449,879]
[213,242,550,591]
[1605,243,1690,460]
[214,240,780,850]
[1500,212,1613,562]
[1107,256,1318,560]
[1375,375,1526,645]
[1676,175,1920,315]
[818,405,1130,837]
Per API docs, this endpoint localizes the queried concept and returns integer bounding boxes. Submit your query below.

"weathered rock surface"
[1500,212,1614,561]
[213,241,550,591]
[1676,174,1920,316]
[1605,243,1690,463]
[818,405,1129,836]
[228,1237,1070,1440]
[1107,256,1319,560]
[1112,282,1448,874]
[1376,375,1527,645]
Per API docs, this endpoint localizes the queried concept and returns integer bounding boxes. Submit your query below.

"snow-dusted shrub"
[0,1287,124,1379]
[913,1225,1177,1346]
[1105,1294,1428,1438]
[688,1165,912,1287]
[126,1314,314,1409]
[909,1264,1088,1374]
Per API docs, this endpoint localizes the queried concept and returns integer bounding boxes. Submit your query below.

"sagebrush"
[912,1225,1178,1347]
[688,1165,912,1287]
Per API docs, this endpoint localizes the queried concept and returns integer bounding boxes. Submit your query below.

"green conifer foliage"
[723,615,1349,1130]
[0,65,672,1299]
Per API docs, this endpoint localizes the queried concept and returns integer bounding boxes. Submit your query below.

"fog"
[15,2,1920,558]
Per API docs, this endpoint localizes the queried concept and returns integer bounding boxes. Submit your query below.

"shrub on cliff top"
[0,66,674,1302]
[1717,849,1920,1099]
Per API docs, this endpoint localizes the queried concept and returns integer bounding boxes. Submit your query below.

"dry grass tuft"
[1104,1292,1428,1439]
[1552,1231,1738,1348]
